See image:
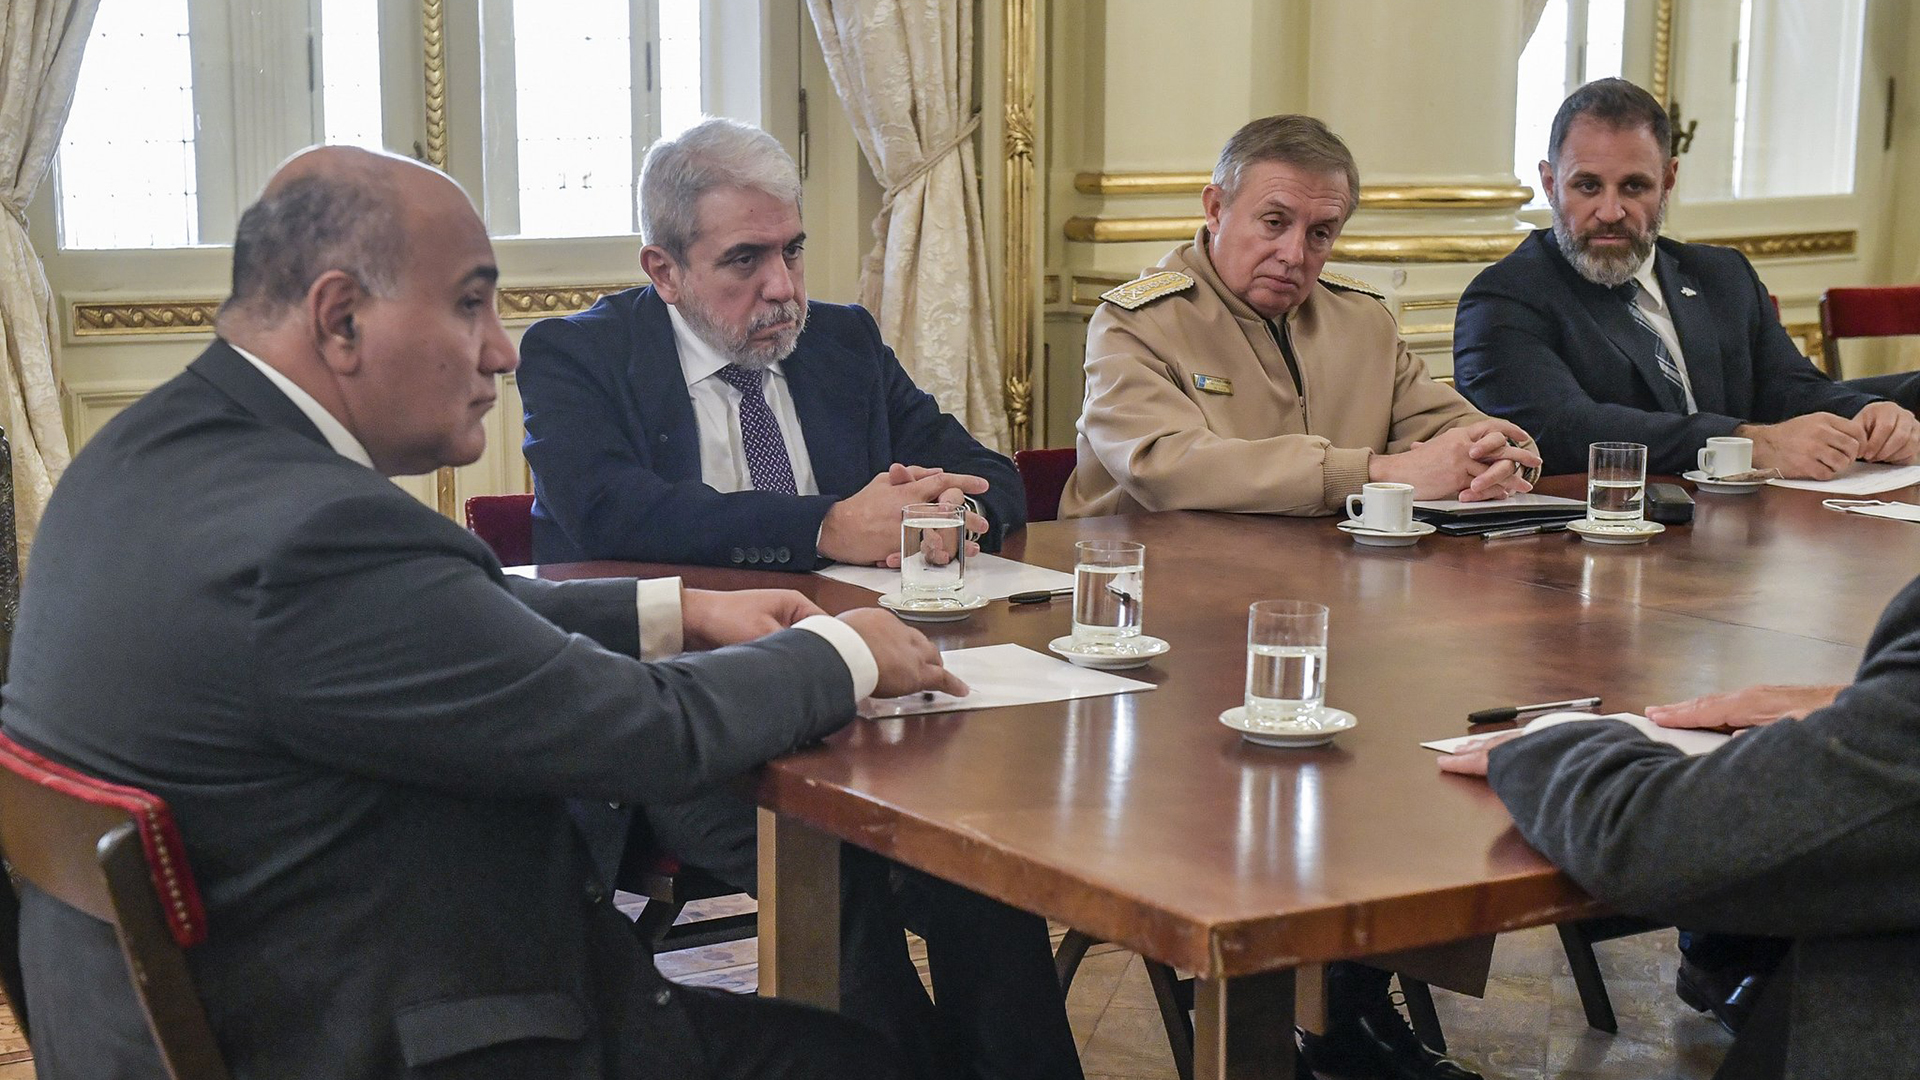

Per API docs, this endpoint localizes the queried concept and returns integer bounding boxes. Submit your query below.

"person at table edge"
[1059,113,1515,1080]
[1439,571,1920,1079]
[519,118,1089,1080]
[516,117,1023,571]
[1059,114,1541,521]
[1452,77,1920,479]
[2,145,972,1079]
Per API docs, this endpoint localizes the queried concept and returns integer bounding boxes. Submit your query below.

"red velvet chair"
[1013,446,1076,524]
[1820,285,1920,380]
[0,732,228,1078]
[463,493,535,566]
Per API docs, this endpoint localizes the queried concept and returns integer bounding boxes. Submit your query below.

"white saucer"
[1683,469,1768,495]
[1336,519,1437,547]
[1047,635,1170,670]
[1219,705,1358,748]
[878,592,989,622]
[1566,518,1666,545]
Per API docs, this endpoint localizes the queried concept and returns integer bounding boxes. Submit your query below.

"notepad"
[858,643,1155,719]
[1769,462,1920,496]
[1422,711,1732,756]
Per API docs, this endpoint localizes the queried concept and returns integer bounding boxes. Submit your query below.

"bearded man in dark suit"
[1453,78,1919,479]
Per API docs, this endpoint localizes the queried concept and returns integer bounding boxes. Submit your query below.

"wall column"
[1305,0,1532,274]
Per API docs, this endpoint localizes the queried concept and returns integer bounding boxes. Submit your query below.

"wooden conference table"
[534,475,1920,1078]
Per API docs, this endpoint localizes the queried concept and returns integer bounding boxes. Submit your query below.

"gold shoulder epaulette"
[1100,270,1194,310]
[1317,271,1386,300]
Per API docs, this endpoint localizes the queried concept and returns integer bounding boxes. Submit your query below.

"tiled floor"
[0,898,1732,1079]
[648,894,1733,1080]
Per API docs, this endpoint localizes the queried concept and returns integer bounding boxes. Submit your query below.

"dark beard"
[1549,195,1665,288]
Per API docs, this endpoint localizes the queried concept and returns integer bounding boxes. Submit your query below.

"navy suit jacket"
[1454,229,1880,475]
[519,287,1024,569]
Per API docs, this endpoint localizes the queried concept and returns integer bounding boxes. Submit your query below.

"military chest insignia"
[1192,373,1233,395]
[1317,271,1386,300]
[1100,270,1194,310]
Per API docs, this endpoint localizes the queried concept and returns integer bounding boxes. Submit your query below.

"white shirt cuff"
[795,614,879,702]
[635,577,684,659]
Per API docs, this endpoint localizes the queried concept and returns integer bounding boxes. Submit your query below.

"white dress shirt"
[231,343,878,698]
[1629,255,1698,414]
[668,304,820,495]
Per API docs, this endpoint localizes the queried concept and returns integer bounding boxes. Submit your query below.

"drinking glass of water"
[1071,540,1145,653]
[1587,442,1648,527]
[900,502,968,606]
[1245,600,1330,729]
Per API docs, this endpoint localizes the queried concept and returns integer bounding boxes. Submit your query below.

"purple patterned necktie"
[713,364,798,494]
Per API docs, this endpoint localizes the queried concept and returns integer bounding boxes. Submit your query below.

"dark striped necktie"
[1616,281,1689,408]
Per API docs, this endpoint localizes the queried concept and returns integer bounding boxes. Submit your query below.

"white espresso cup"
[1698,436,1754,479]
[1345,482,1415,532]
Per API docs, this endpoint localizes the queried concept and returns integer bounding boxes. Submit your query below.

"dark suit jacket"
[1487,573,1920,1079]
[518,288,1024,570]
[1454,229,1880,475]
[2,341,859,1079]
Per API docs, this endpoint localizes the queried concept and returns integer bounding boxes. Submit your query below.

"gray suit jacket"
[1,341,859,1079]
[1488,574,1920,1079]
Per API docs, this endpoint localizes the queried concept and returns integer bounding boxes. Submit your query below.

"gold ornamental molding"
[72,300,220,336]
[497,282,643,321]
[1000,0,1038,449]
[1061,216,1198,243]
[1073,173,1533,210]
[1652,0,1674,104]
[1692,231,1856,260]
[421,0,448,171]
[72,284,650,338]
[422,0,452,515]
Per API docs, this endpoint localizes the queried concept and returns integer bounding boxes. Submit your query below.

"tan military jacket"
[1060,228,1501,518]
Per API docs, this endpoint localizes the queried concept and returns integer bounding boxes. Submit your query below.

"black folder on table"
[1413,495,1588,535]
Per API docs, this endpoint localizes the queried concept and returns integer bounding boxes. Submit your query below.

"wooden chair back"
[0,733,228,1079]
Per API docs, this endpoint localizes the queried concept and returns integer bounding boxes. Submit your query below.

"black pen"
[1008,588,1073,604]
[1467,696,1602,727]
[1482,521,1572,541]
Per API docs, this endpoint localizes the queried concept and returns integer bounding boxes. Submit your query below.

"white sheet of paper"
[815,552,1075,600]
[1422,710,1731,756]
[1412,493,1586,515]
[858,643,1154,719]
[1836,500,1920,523]
[1769,462,1920,496]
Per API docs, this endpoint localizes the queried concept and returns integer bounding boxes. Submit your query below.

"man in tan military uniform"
[1062,116,1513,1080]
[1062,115,1539,520]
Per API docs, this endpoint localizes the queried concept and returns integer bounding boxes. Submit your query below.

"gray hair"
[639,117,802,262]
[221,173,403,319]
[1211,115,1361,219]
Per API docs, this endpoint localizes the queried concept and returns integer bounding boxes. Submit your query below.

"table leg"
[755,808,840,1008]
[1193,968,1296,1079]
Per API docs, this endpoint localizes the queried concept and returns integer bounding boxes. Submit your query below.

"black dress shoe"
[1297,1009,1484,1080]
[1676,959,1764,1034]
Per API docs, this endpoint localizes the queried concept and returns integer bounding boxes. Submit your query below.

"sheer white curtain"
[805,0,1010,451]
[0,0,98,561]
